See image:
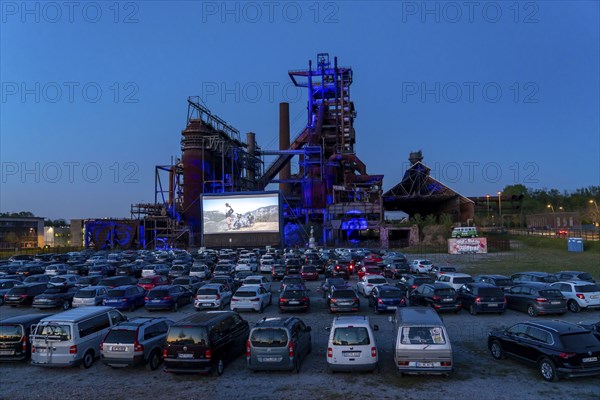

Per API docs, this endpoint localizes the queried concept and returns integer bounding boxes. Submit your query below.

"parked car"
[0,279,24,306]
[457,283,506,315]
[98,276,138,289]
[66,264,89,276]
[208,276,237,292]
[171,276,204,293]
[16,265,45,277]
[368,285,406,314]
[164,311,249,375]
[329,287,360,313]
[103,285,146,311]
[189,264,210,279]
[72,286,108,307]
[247,317,312,372]
[168,265,190,279]
[22,274,51,284]
[327,263,350,280]
[88,264,113,277]
[473,274,514,291]
[410,259,433,274]
[271,264,287,281]
[511,272,558,284]
[33,285,79,310]
[504,283,567,317]
[320,278,347,299]
[44,264,69,276]
[280,275,305,292]
[279,284,310,313]
[242,275,270,291]
[138,275,171,291]
[436,273,474,291]
[555,271,596,283]
[488,320,600,381]
[396,274,435,297]
[4,283,48,307]
[300,265,319,281]
[0,314,46,361]
[101,316,174,370]
[48,274,79,287]
[145,285,193,311]
[76,275,103,288]
[194,284,232,310]
[550,281,600,313]
[409,283,461,313]
[231,285,272,313]
[429,266,457,280]
[141,264,170,278]
[357,275,388,297]
[326,316,379,373]
[383,261,411,279]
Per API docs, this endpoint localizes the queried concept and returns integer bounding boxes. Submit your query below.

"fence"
[505,228,599,241]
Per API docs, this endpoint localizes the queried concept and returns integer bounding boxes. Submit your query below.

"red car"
[357,266,383,280]
[300,265,319,281]
[364,253,383,263]
[137,275,170,291]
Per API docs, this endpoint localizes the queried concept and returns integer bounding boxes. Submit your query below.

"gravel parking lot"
[1,271,599,400]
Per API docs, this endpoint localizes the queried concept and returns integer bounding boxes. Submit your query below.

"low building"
[0,217,45,249]
[527,212,580,230]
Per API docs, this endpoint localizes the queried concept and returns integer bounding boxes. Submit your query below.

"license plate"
[151,300,161,303]
[582,357,598,363]
[416,362,434,368]
[178,353,194,359]
[487,303,498,307]
[7,297,19,301]
[551,301,562,305]
[260,357,279,362]
[37,347,47,353]
[0,350,14,355]
[386,306,397,310]
[590,295,599,299]
[343,352,361,357]
[442,298,453,302]
[202,303,212,307]
[111,346,126,352]
[288,301,299,305]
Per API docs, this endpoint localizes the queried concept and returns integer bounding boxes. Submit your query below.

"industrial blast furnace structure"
[132,53,385,248]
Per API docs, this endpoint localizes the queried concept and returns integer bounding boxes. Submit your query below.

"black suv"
[555,271,595,283]
[409,283,461,313]
[395,274,435,297]
[457,282,506,315]
[4,283,48,307]
[473,274,513,291]
[505,283,567,317]
[279,284,310,313]
[32,285,79,310]
[488,321,600,381]
[0,314,46,361]
[164,311,249,375]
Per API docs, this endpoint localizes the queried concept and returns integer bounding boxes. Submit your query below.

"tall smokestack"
[246,132,256,185]
[279,102,291,196]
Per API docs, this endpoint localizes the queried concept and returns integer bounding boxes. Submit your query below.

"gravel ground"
[1,261,599,400]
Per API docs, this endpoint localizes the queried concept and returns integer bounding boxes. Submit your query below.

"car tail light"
[100,342,104,351]
[215,294,221,300]
[22,336,27,352]
[536,297,548,303]
[20,294,28,298]
[195,295,200,299]
[397,361,409,366]
[122,298,129,302]
[411,285,417,289]
[377,298,383,304]
[576,294,585,299]
[559,352,576,359]
[31,345,35,353]
[163,296,172,300]
[246,340,251,357]
[441,361,452,367]
[400,298,406,304]
[144,297,149,301]
[371,347,377,357]
[432,295,441,301]
[205,349,212,359]
[330,298,337,303]
[134,341,143,352]
[327,347,332,358]
[475,297,481,303]
[163,348,167,358]
[288,341,294,358]
[69,345,77,354]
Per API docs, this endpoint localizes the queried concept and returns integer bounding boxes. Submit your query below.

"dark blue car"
[103,285,146,311]
[368,285,406,313]
[144,285,194,311]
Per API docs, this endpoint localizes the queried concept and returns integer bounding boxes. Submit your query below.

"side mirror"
[373,325,379,331]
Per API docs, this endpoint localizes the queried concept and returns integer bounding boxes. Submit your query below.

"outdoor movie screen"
[202,192,280,235]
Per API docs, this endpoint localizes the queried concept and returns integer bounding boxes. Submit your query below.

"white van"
[30,306,126,368]
[391,307,453,376]
[326,316,379,372]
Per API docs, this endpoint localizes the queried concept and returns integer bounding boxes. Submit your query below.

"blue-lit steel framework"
[259,53,384,245]
[84,219,140,250]
[383,152,474,223]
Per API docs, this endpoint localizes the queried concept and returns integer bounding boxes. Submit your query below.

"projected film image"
[202,193,279,234]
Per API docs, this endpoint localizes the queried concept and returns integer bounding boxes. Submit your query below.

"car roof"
[39,306,117,323]
[0,314,47,324]
[442,272,472,278]
[514,271,554,276]
[557,270,586,274]
[111,317,171,330]
[254,317,297,328]
[282,284,306,291]
[201,283,225,289]
[173,311,236,326]
[525,320,589,333]
[375,285,402,291]
[79,285,105,291]
[244,276,264,280]
[478,274,510,279]
[555,280,597,286]
[515,282,556,289]
[108,285,138,290]
[332,315,371,327]
[428,283,455,289]
[465,282,499,288]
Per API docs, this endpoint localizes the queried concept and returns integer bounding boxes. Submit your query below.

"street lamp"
[497,191,502,227]
[486,194,490,219]
[547,204,555,230]
[590,199,599,211]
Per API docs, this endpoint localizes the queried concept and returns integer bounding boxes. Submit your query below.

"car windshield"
[166,327,207,346]
[76,290,97,298]
[401,326,446,345]
[415,278,433,284]
[542,276,558,283]
[332,290,356,298]
[49,277,66,283]
[35,323,71,341]
[250,328,288,347]
[332,327,370,346]
[107,289,126,297]
[198,288,218,296]
[104,329,136,344]
[560,332,599,351]
[575,284,600,293]
[0,324,23,341]
[9,287,29,295]
[379,289,402,298]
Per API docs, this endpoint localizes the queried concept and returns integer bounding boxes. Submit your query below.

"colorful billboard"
[202,192,280,235]
[448,237,487,254]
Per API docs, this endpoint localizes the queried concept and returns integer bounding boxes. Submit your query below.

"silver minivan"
[30,306,126,368]
[326,316,379,372]
[391,307,453,376]
[72,286,108,307]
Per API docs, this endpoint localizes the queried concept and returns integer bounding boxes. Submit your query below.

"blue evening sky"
[1,1,598,219]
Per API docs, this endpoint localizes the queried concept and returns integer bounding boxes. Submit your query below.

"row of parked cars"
[1,305,599,382]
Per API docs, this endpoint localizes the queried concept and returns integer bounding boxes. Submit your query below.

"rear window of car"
[43,287,65,294]
[149,289,169,297]
[0,324,23,341]
[302,267,317,273]
[138,278,154,284]
[76,290,96,298]
[172,278,189,285]
[282,290,306,299]
[107,289,126,297]
[250,328,288,347]
[539,289,563,298]
[477,288,504,297]
[379,289,402,298]
[166,326,207,345]
[191,266,205,271]
[197,288,218,296]
[421,261,432,265]
[245,279,261,285]
[577,273,593,281]
[368,278,387,284]
[35,324,71,341]
[434,288,455,296]
[494,279,513,286]
[9,287,28,295]
[440,267,456,272]
[332,327,370,346]
[104,329,136,344]
[49,277,66,283]
[560,332,599,351]
[283,278,302,284]
[574,284,600,293]
[235,290,256,298]
[415,278,433,284]
[332,290,356,298]
[401,326,446,345]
